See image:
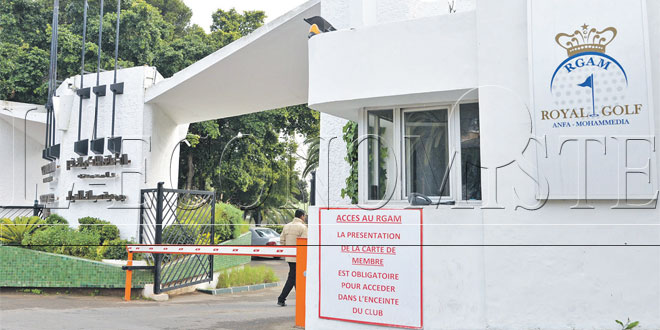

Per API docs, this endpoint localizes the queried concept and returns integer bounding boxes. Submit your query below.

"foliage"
[162,223,197,244]
[78,217,119,243]
[44,214,68,225]
[302,136,319,178]
[97,238,138,260]
[0,0,266,104]
[0,42,49,103]
[179,106,320,224]
[264,224,283,234]
[22,225,100,260]
[616,318,639,330]
[0,217,43,245]
[2,0,321,220]
[210,8,265,44]
[341,121,359,204]
[172,202,248,244]
[215,202,248,241]
[216,265,278,288]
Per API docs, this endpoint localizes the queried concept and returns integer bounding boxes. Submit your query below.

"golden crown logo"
[555,24,617,57]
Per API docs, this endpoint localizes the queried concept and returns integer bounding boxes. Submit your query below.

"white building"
[2,0,658,329]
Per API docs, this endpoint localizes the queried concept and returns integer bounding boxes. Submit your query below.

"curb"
[197,282,278,295]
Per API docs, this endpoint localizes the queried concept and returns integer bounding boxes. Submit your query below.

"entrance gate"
[139,182,215,294]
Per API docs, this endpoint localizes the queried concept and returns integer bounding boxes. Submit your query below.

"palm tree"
[302,136,319,178]
[0,216,43,245]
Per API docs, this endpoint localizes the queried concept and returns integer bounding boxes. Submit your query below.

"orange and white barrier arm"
[126,245,297,258]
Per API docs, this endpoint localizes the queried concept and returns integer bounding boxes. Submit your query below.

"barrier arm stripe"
[126,245,297,257]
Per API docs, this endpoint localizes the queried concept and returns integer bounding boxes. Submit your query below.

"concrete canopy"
[145,0,320,124]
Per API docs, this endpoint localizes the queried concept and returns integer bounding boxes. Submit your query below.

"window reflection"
[367,110,394,200]
[404,109,449,197]
[460,103,481,200]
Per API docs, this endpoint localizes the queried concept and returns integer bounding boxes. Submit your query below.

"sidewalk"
[0,259,297,330]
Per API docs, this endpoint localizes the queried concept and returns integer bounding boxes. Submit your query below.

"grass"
[216,265,278,289]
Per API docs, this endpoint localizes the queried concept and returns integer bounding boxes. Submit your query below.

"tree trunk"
[185,153,194,190]
[254,208,262,226]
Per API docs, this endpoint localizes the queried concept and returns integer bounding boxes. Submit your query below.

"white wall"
[0,103,46,206]
[316,112,352,207]
[321,0,475,28]
[308,11,478,120]
[308,0,660,329]
[43,66,174,240]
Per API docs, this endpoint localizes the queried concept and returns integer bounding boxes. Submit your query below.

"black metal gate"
[0,201,44,220]
[139,182,215,294]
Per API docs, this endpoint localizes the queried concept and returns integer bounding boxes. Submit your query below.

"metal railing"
[0,201,44,220]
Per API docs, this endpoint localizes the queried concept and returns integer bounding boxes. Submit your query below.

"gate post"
[295,237,307,327]
[138,190,145,244]
[32,200,40,217]
[209,193,215,278]
[154,181,164,294]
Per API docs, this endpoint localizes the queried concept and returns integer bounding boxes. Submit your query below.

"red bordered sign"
[318,208,423,329]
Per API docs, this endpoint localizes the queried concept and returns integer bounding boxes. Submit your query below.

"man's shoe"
[277,301,286,307]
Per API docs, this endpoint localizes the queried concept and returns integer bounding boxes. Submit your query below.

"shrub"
[162,224,197,245]
[175,202,248,244]
[265,225,283,234]
[216,202,249,241]
[216,265,278,288]
[22,226,100,260]
[78,217,119,243]
[97,238,139,260]
[44,214,68,225]
[0,216,43,245]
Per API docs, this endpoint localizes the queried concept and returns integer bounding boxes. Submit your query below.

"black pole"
[154,181,164,294]
[209,193,215,278]
[139,190,144,244]
[310,170,316,206]
[74,0,90,156]
[77,0,88,141]
[111,0,120,137]
[49,0,59,152]
[92,0,103,140]
[32,199,40,217]
[43,0,59,160]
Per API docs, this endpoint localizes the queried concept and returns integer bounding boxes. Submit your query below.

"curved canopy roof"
[145,0,320,124]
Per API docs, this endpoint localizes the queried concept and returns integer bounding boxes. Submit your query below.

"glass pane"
[460,103,481,200]
[404,109,449,197]
[367,110,394,200]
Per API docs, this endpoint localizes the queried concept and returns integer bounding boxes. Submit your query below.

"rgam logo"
[542,24,642,128]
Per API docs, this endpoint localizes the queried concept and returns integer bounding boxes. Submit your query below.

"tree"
[145,0,192,35]
[0,0,322,220]
[179,107,319,224]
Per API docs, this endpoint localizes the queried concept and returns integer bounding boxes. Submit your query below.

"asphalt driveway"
[0,258,296,330]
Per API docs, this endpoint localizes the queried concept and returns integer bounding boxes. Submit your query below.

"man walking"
[277,209,307,306]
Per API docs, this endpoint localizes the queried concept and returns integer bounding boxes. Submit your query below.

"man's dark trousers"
[278,262,296,304]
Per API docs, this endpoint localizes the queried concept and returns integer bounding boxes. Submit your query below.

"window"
[459,103,481,200]
[360,102,481,203]
[367,110,394,200]
[403,108,450,198]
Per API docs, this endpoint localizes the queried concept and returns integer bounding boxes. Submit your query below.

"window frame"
[358,100,479,205]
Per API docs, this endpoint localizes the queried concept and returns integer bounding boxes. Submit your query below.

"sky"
[182,0,309,32]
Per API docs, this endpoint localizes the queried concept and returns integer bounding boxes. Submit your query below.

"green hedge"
[22,226,100,260]
[176,202,249,244]
[0,246,152,288]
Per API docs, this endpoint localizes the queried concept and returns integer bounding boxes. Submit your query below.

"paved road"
[0,258,297,330]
